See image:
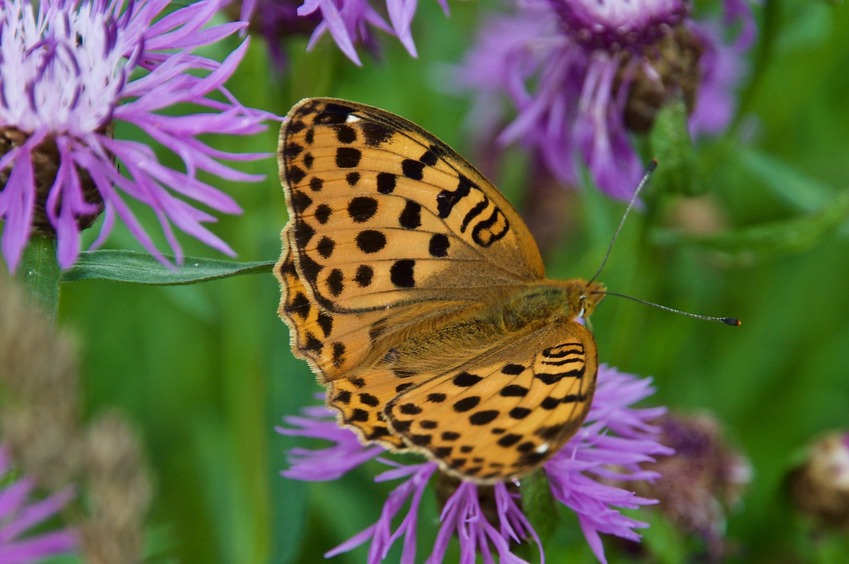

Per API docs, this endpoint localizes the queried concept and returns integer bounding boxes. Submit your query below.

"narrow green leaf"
[737,148,836,212]
[653,191,849,260]
[60,250,275,285]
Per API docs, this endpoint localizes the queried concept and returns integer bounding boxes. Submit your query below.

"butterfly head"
[570,279,606,320]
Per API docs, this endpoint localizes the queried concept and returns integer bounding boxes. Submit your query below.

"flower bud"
[789,431,849,530]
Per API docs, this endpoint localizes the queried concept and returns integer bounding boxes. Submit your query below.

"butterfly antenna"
[588,159,658,285]
[594,290,741,326]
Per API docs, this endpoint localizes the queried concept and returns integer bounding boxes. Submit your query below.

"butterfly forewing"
[279,239,389,377]
[279,98,545,313]
[276,97,602,483]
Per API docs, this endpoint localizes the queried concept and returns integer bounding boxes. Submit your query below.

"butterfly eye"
[578,295,588,318]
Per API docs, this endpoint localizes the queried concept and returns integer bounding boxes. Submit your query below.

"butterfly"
[275,98,605,484]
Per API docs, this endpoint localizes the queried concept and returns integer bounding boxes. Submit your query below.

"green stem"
[733,0,780,133]
[16,236,61,322]
[522,470,559,546]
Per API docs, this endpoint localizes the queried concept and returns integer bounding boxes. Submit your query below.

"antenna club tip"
[723,318,741,327]
[648,158,658,171]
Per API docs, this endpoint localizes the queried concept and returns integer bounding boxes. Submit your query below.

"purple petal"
[0,148,36,271]
[0,447,76,560]
[276,404,385,481]
[305,0,362,65]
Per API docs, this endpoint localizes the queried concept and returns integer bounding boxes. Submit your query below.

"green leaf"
[737,148,836,212]
[653,190,849,261]
[60,250,275,285]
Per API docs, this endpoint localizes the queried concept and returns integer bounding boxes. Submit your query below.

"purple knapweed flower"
[626,413,751,559]
[0,447,76,562]
[277,365,671,563]
[0,0,276,271]
[234,0,321,70]
[454,0,756,200]
[241,0,450,67]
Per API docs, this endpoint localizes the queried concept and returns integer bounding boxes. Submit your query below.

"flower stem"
[16,236,61,322]
[522,470,559,543]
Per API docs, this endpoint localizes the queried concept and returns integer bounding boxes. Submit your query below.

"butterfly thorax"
[378,279,605,374]
[503,279,606,332]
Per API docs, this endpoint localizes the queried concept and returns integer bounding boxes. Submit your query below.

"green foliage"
[61,251,274,285]
[39,0,849,562]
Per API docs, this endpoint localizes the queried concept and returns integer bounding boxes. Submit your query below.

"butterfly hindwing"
[384,322,598,483]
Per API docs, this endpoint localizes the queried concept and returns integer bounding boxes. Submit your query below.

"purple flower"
[625,413,752,559]
[242,0,450,67]
[0,0,276,271]
[236,0,321,70]
[278,403,385,480]
[278,365,671,563]
[0,447,76,562]
[454,0,756,200]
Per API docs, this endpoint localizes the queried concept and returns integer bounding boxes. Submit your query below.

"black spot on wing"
[356,230,387,253]
[354,264,373,287]
[284,143,303,159]
[453,396,480,412]
[287,120,306,135]
[469,410,499,425]
[419,149,437,166]
[390,260,415,288]
[326,269,344,297]
[294,221,315,248]
[314,204,332,224]
[290,191,312,214]
[335,124,357,143]
[361,122,394,146]
[348,196,378,223]
[314,103,355,124]
[336,147,361,168]
[402,159,424,180]
[316,312,333,337]
[453,372,482,387]
[287,165,306,185]
[399,200,422,229]
[316,236,335,258]
[377,172,396,194]
[428,234,449,257]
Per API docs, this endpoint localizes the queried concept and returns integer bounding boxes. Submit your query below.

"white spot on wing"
[346,114,361,123]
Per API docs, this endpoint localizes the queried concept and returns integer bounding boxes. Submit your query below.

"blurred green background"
[55,1,849,562]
